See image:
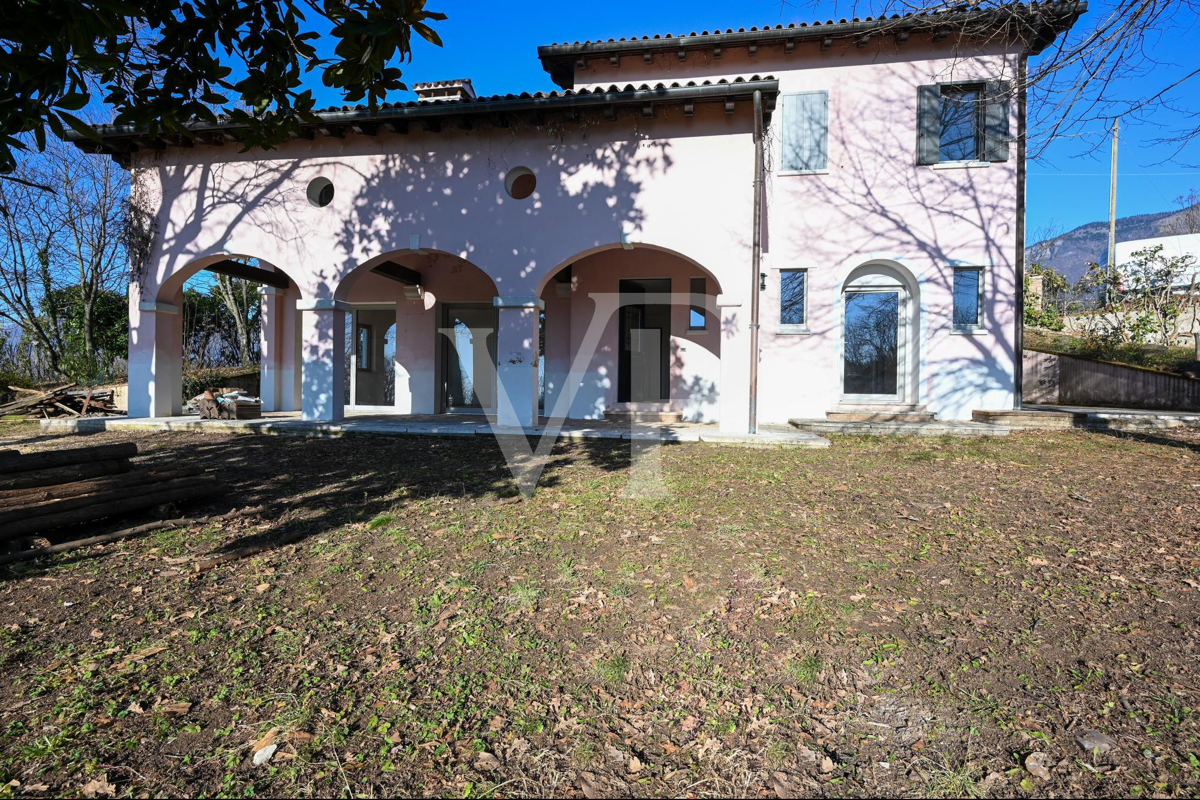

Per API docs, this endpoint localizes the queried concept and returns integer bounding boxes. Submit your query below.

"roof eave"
[67,78,781,163]
[537,2,1088,89]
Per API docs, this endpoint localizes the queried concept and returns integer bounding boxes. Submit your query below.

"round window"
[504,167,536,200]
[306,177,335,208]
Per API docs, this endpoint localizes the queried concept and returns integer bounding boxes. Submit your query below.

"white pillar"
[129,298,181,418]
[494,296,543,428]
[717,293,751,434]
[259,287,283,412]
[298,299,348,422]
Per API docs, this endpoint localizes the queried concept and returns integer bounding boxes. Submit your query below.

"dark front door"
[618,279,671,403]
[843,290,900,399]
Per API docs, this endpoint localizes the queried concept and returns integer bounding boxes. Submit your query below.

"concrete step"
[790,418,1008,437]
[827,404,935,423]
[971,409,1087,429]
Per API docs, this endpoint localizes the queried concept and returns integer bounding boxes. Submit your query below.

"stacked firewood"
[1,384,125,419]
[0,443,221,563]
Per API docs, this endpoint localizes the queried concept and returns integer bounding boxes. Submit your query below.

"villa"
[72,2,1085,433]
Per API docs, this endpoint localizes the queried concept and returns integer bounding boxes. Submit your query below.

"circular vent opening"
[306,177,335,208]
[504,167,536,200]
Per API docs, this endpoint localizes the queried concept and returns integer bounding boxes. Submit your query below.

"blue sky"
[305,1,1200,236]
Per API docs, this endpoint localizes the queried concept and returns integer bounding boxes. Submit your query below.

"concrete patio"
[36,411,832,448]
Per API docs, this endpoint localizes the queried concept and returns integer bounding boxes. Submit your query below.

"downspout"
[1014,53,1028,409]
[749,89,764,434]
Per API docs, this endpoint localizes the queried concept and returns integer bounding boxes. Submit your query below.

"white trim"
[715,294,742,308]
[778,267,809,330]
[776,324,811,335]
[297,298,352,312]
[493,296,545,310]
[138,301,179,315]
[778,169,830,177]
[932,161,991,170]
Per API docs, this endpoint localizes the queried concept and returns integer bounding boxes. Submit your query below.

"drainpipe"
[1014,53,1028,410]
[749,89,764,434]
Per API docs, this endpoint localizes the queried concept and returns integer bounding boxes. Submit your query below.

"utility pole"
[1108,118,1119,269]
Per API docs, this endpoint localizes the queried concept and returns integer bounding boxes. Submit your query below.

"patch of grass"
[367,513,397,531]
[786,653,822,686]
[509,583,541,609]
[927,762,983,798]
[594,653,630,687]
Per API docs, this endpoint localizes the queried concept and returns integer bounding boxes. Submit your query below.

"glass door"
[843,290,902,401]
[443,305,497,413]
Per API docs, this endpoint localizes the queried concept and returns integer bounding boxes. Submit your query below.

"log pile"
[0,443,221,556]
[1,384,125,420]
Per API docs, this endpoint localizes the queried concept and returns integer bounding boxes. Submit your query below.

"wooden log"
[193,528,307,572]
[0,459,132,491]
[1,479,222,539]
[0,449,17,457]
[0,442,138,475]
[0,473,213,528]
[0,466,206,509]
[0,512,240,568]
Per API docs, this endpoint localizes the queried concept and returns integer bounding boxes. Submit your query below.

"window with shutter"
[780,91,828,173]
[917,81,1011,165]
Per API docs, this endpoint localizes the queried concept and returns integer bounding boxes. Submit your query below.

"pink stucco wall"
[126,32,1021,427]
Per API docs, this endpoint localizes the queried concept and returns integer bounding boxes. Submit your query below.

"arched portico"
[129,254,302,418]
[532,243,746,428]
[315,250,501,421]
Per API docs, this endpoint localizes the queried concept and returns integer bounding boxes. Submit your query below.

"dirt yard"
[0,424,1198,798]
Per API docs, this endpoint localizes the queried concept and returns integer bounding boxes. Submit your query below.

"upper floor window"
[952,267,984,331]
[780,91,828,173]
[917,81,1010,166]
[939,84,984,162]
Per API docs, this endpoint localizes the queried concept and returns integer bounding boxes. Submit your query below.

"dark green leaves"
[0,0,446,170]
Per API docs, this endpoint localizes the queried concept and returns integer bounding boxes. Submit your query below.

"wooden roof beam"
[205,259,290,289]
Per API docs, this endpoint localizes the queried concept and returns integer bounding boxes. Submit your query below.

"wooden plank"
[0,459,132,491]
[0,442,138,475]
[0,514,229,568]
[0,383,77,414]
[204,259,290,290]
[372,260,422,286]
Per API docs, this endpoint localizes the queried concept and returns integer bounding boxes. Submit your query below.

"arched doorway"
[838,262,920,405]
[335,250,499,415]
[132,254,302,418]
[535,244,725,422]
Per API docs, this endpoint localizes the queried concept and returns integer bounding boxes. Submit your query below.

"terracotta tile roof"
[538,1,1087,87]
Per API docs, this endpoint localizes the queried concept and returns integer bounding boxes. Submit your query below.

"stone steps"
[604,403,683,424]
[790,418,1009,437]
[826,404,936,423]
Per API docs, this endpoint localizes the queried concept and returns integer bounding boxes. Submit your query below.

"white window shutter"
[781,91,828,172]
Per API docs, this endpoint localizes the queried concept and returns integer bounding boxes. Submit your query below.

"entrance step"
[826,404,935,423]
[604,403,683,424]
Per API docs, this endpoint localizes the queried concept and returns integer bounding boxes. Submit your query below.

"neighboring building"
[1115,232,1200,292]
[71,2,1084,430]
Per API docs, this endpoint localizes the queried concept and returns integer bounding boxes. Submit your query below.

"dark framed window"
[689,277,707,330]
[952,267,984,330]
[917,81,1010,166]
[780,269,807,327]
[939,84,985,162]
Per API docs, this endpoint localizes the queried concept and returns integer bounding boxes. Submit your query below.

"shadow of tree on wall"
[767,57,1019,417]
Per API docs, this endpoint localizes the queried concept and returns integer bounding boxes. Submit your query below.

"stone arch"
[332,249,502,415]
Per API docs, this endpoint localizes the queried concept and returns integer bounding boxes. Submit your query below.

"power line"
[1029,171,1200,176]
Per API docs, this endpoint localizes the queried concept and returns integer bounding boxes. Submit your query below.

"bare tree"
[791,1,1200,157]
[212,274,259,367]
[0,137,128,379]
[1163,188,1200,235]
